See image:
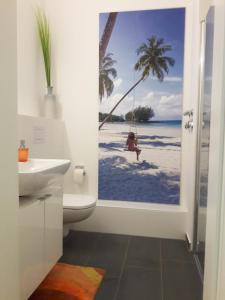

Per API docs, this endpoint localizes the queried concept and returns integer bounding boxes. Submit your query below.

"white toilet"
[63,193,96,237]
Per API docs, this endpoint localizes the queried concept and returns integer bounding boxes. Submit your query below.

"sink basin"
[18,159,71,196]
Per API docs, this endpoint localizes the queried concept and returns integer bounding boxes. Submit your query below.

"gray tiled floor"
[60,231,203,300]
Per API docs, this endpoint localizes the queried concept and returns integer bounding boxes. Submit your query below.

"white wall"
[18,115,65,159]
[74,201,187,239]
[44,0,99,197]
[17,0,202,239]
[17,0,46,117]
[0,0,20,299]
[43,0,199,239]
[199,0,211,21]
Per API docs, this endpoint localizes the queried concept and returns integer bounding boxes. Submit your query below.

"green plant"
[36,9,51,88]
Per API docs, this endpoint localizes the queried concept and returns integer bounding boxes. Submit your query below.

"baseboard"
[185,233,192,251]
[70,202,188,240]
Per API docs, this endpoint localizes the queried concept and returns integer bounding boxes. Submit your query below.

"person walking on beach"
[126,132,141,161]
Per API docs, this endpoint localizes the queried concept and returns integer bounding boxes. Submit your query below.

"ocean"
[102,120,182,129]
[145,120,182,128]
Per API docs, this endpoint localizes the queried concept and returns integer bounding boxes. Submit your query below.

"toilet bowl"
[63,194,96,236]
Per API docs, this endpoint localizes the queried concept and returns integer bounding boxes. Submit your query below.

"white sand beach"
[99,122,181,204]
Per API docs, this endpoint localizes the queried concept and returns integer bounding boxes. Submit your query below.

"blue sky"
[99,8,185,120]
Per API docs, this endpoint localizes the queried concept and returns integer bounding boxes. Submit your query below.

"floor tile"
[161,239,193,262]
[60,230,99,265]
[87,233,130,278]
[196,251,205,273]
[116,266,162,300]
[125,236,160,269]
[61,231,203,300]
[59,248,88,265]
[95,277,119,300]
[163,261,203,300]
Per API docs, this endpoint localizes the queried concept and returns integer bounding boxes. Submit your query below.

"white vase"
[44,86,57,118]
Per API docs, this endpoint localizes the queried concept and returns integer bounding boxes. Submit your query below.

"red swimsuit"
[127,138,138,151]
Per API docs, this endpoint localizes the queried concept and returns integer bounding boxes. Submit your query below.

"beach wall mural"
[99,8,185,204]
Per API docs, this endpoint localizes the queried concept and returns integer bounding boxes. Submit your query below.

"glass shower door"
[194,7,214,276]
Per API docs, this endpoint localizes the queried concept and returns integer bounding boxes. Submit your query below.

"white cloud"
[152,93,183,120]
[114,78,123,88]
[164,76,183,82]
[100,90,182,120]
[100,93,134,116]
[150,76,183,82]
[143,91,167,100]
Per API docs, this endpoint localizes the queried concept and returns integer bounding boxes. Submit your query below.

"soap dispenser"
[18,140,29,162]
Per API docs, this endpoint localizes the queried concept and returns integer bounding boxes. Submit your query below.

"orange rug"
[29,263,105,300]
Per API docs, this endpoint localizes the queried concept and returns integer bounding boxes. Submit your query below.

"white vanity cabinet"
[19,180,63,300]
[19,198,45,300]
[44,187,63,274]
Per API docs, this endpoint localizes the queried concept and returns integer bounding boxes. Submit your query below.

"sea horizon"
[99,119,182,128]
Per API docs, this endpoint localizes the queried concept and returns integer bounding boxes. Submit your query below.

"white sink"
[18,159,71,196]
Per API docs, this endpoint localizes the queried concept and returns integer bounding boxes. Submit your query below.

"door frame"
[216,143,225,299]
[192,19,206,254]
[203,0,225,299]
[214,16,225,296]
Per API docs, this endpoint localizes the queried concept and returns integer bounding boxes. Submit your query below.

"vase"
[44,86,57,119]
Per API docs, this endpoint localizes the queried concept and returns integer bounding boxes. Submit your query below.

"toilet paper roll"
[73,168,85,185]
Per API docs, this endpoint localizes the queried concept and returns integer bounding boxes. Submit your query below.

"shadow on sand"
[120,133,174,140]
[139,140,181,147]
[99,139,181,151]
[99,155,180,204]
[99,142,124,152]
[138,135,174,140]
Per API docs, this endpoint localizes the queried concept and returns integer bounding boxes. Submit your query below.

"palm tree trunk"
[99,12,118,65]
[99,78,143,130]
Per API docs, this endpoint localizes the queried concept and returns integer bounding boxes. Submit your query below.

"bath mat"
[29,263,105,300]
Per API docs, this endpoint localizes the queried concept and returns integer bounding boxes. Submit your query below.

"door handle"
[184,121,193,130]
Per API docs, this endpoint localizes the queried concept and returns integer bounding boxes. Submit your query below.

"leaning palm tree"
[99,36,175,130]
[99,12,118,66]
[99,53,117,101]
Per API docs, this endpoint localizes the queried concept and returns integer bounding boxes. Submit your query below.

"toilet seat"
[63,194,96,210]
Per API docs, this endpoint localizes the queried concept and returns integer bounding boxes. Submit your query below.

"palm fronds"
[99,53,117,101]
[135,36,175,81]
[36,9,51,88]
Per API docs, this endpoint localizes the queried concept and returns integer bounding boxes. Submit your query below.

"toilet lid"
[63,194,96,210]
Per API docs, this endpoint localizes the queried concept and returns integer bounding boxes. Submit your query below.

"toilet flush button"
[33,126,46,144]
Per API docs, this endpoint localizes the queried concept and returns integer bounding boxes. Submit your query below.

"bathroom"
[1,0,225,299]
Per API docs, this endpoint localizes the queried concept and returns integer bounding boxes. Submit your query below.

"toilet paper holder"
[74,165,86,175]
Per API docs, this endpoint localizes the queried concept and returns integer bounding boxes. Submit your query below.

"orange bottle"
[18,140,29,162]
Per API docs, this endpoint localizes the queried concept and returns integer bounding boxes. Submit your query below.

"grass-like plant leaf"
[36,9,51,88]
